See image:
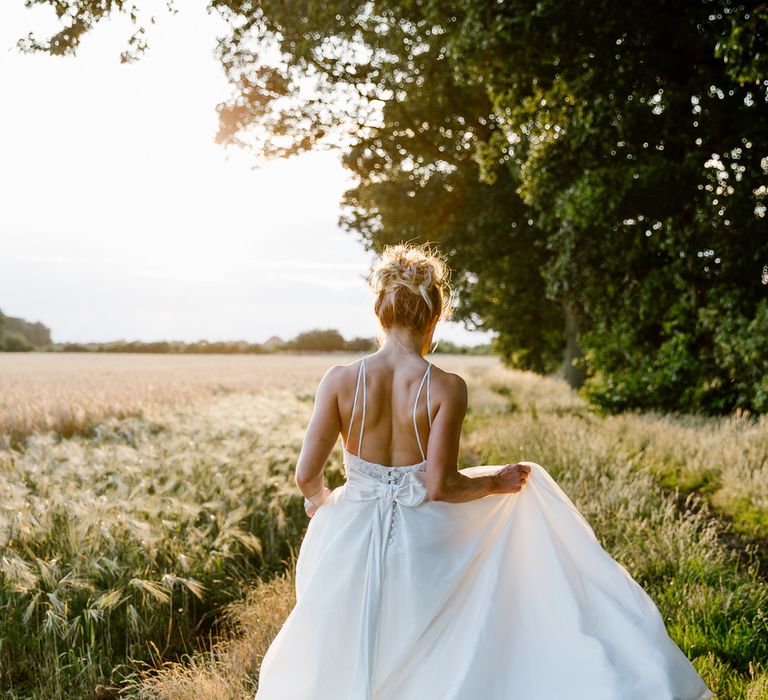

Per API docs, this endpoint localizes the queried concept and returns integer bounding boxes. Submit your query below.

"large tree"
[18,0,768,412]
[432,0,768,412]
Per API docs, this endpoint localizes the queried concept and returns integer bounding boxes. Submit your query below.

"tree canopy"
[18,0,768,413]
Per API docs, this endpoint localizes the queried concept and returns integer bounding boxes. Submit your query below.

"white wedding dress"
[254,357,714,700]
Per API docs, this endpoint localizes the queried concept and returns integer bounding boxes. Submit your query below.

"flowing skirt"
[254,461,713,700]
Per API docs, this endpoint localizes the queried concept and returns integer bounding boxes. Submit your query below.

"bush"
[581,295,768,416]
[1,332,34,352]
[289,329,346,352]
[344,336,376,352]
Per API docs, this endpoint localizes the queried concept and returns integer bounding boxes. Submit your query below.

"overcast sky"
[0,0,491,346]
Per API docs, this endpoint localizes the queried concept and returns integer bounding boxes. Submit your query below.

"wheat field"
[0,353,766,699]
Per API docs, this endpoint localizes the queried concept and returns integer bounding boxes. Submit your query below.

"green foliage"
[61,342,92,352]
[287,328,346,352]
[345,336,377,352]
[1,331,34,352]
[432,340,491,355]
[0,313,51,347]
[441,0,766,415]
[51,333,375,354]
[700,296,768,413]
[95,340,267,354]
[714,4,768,84]
[580,292,768,416]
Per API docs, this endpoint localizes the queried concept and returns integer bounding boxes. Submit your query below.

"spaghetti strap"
[360,359,366,453]
[347,357,367,456]
[426,363,432,428]
[412,363,432,461]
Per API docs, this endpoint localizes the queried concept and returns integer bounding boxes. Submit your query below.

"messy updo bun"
[369,242,453,333]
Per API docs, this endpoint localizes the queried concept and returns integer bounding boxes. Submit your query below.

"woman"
[254,243,713,700]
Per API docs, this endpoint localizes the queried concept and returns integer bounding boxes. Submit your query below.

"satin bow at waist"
[341,465,430,507]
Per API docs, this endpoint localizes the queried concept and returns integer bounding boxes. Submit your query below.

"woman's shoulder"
[427,356,465,382]
[316,356,365,395]
[427,362,468,403]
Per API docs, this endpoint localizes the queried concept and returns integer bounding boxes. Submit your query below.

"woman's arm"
[295,366,342,507]
[425,373,530,503]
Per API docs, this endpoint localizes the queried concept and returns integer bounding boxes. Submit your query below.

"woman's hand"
[304,486,332,518]
[491,463,531,494]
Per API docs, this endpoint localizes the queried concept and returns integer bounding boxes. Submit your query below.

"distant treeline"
[0,310,51,351]
[0,312,489,355]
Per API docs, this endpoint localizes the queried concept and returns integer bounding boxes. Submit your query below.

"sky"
[0,0,491,346]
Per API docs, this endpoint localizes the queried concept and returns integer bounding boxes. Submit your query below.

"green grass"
[1,355,767,699]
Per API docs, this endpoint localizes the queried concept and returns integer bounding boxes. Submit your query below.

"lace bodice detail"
[343,448,426,485]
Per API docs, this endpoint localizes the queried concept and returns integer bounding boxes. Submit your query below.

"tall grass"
[0,382,334,696]
[1,354,766,699]
[131,565,297,700]
[467,365,768,542]
[0,353,361,449]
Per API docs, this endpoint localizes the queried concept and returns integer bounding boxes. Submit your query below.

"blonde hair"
[368,242,453,333]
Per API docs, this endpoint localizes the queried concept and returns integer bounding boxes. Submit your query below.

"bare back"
[338,353,439,468]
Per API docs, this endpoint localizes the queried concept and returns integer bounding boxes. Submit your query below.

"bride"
[254,243,713,700]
